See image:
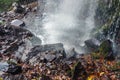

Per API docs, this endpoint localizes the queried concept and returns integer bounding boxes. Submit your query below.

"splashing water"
[26,0,98,52]
[42,0,98,52]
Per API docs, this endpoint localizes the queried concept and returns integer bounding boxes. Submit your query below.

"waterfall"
[26,0,98,52]
[42,0,98,52]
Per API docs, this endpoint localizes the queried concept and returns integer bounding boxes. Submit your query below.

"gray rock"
[84,38,100,52]
[99,39,115,60]
[26,43,66,64]
[27,43,65,59]
[6,64,22,75]
[10,19,25,27]
[45,54,56,62]
[29,36,42,46]
[2,74,27,80]
[66,48,78,59]
[0,62,22,75]
[0,62,9,72]
[0,25,33,55]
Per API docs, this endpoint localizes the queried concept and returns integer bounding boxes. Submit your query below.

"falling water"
[26,0,98,52]
[42,0,98,52]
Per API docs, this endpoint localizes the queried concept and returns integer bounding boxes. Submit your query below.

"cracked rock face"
[0,25,33,55]
[26,43,66,64]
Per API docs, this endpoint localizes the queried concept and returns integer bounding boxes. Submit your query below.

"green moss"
[91,52,100,59]
[99,40,112,58]
[95,0,120,37]
[101,24,109,31]
[116,61,120,67]
[0,0,18,11]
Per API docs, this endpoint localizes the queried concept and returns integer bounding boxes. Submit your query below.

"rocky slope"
[0,0,119,80]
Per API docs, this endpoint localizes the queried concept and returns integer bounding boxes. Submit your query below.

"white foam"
[42,0,98,52]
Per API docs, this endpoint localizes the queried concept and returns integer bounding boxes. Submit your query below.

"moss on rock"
[99,40,113,58]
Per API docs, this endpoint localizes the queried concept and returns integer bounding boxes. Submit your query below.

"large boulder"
[26,43,66,64]
[84,39,100,52]
[0,25,33,55]
[99,40,115,60]
[29,36,42,46]
[66,48,78,59]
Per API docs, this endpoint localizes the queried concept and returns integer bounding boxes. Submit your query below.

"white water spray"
[25,0,98,52]
[42,0,98,52]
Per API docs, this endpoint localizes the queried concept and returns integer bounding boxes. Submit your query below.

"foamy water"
[25,0,98,52]
[42,0,98,52]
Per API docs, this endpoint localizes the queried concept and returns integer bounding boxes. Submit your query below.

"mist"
[41,0,98,52]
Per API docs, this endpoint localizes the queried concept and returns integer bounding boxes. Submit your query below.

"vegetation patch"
[0,0,18,11]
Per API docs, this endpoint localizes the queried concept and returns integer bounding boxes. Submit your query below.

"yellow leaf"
[100,72,105,76]
[0,77,3,80]
[87,75,96,80]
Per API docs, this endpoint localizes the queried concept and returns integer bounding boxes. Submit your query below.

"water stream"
[26,0,98,52]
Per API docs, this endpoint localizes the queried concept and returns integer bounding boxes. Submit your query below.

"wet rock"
[0,25,33,38]
[116,30,120,43]
[116,55,120,61]
[10,19,25,27]
[2,74,27,80]
[99,39,115,60]
[6,64,22,75]
[16,27,33,37]
[0,20,4,25]
[27,43,65,59]
[15,38,33,61]
[26,43,66,64]
[0,26,6,36]
[3,39,20,55]
[0,25,33,48]
[67,48,78,59]
[45,54,56,62]
[29,36,42,46]
[0,62,22,75]
[84,38,99,52]
[32,6,38,12]
[0,62,9,72]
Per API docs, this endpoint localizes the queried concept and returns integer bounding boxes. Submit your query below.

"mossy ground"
[0,0,18,11]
